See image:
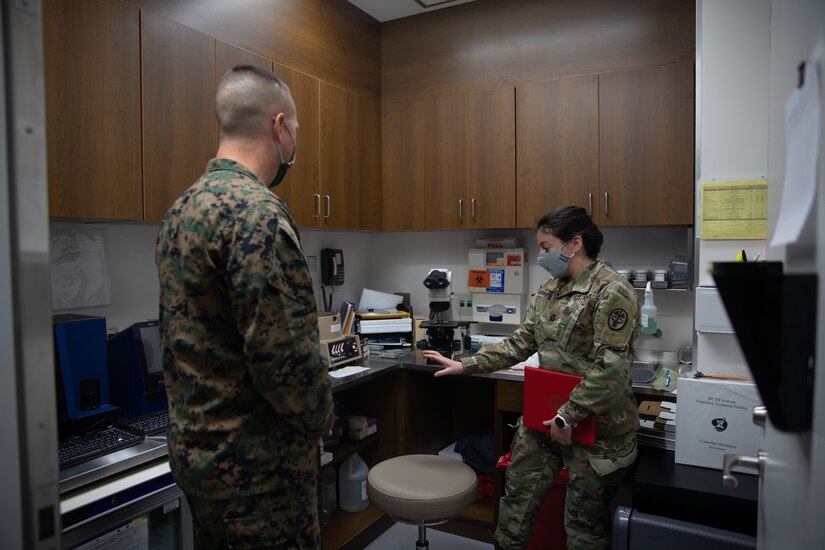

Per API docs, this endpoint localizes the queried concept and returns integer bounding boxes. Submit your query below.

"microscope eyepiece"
[424,270,450,289]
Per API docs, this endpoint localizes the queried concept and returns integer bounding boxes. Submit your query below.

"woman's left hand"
[543,418,573,445]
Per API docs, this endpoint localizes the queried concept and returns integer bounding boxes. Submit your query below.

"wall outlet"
[307,255,317,272]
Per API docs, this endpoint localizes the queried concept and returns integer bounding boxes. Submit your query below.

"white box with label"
[467,248,527,295]
[675,377,763,472]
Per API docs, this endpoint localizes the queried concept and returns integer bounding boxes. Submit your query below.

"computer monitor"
[108,320,167,418]
[134,321,164,391]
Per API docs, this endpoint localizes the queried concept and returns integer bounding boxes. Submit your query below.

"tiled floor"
[364,523,494,550]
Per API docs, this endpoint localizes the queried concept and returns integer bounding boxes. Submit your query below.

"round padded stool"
[368,454,477,548]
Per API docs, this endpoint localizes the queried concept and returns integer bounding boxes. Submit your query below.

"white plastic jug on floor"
[339,452,369,512]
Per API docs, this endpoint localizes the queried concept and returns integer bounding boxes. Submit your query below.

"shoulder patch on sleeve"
[594,282,638,349]
[607,308,629,331]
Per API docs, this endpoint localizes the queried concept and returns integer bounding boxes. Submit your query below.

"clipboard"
[523,366,596,446]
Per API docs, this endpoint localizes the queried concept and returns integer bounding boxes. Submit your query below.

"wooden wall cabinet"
[467,88,517,229]
[382,88,515,231]
[321,84,382,230]
[419,93,468,230]
[216,40,274,83]
[319,83,364,229]
[276,79,381,230]
[276,65,322,228]
[358,94,383,231]
[598,62,695,226]
[516,75,599,228]
[516,64,694,228]
[382,99,425,231]
[45,6,378,230]
[45,3,217,222]
[44,0,142,220]
[142,12,217,221]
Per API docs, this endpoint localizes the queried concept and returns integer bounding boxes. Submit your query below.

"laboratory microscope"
[415,269,472,363]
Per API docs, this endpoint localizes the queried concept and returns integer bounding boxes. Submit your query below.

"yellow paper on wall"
[700,179,768,240]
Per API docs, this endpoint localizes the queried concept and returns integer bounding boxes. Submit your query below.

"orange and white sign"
[468,270,490,289]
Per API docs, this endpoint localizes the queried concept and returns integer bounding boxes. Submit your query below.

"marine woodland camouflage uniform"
[461,260,640,549]
[156,158,333,549]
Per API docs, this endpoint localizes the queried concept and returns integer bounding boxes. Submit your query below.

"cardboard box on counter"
[675,377,763,472]
[347,415,377,441]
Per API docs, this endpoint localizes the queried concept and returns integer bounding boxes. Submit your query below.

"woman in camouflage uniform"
[424,205,640,549]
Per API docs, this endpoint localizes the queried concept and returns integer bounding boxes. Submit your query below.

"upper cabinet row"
[382,62,695,230]
[45,0,380,229]
[45,0,691,229]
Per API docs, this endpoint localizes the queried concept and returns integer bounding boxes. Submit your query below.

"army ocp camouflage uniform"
[156,158,333,549]
[461,260,640,549]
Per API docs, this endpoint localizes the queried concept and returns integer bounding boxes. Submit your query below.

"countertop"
[330,349,680,397]
[64,349,679,496]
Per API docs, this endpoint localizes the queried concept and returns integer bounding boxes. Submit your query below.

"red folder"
[523,366,596,446]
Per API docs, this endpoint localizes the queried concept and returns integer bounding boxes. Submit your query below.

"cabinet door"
[516,76,598,228]
[320,83,361,229]
[382,100,426,231]
[383,94,468,231]
[599,63,694,226]
[358,94,382,231]
[276,64,321,227]
[468,88,516,229]
[44,0,142,220]
[421,94,468,230]
[142,12,217,221]
[216,40,272,80]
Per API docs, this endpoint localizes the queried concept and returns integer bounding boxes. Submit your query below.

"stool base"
[417,525,429,548]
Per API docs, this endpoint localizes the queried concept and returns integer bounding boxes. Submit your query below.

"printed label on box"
[676,377,763,472]
[486,269,505,293]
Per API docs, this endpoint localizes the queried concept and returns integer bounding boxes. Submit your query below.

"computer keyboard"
[58,426,145,470]
[120,409,170,436]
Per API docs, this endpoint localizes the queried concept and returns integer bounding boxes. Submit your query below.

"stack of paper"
[356,310,413,358]
[637,400,676,450]
[357,311,412,334]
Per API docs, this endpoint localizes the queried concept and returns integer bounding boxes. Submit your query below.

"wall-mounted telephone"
[321,248,345,286]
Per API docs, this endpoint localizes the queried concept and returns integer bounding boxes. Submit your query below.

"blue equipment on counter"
[53,314,118,420]
[108,320,167,418]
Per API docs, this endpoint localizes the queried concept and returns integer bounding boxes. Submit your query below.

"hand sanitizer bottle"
[641,281,657,335]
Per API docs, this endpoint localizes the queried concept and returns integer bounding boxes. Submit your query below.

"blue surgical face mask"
[538,242,574,279]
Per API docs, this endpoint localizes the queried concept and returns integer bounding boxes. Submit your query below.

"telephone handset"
[321,248,345,286]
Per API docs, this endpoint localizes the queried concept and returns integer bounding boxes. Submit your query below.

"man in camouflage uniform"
[156,65,333,549]
[424,206,639,549]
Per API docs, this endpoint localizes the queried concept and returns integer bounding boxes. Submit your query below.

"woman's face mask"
[537,240,574,279]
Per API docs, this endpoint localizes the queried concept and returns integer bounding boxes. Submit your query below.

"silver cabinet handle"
[459,199,463,221]
[753,406,767,428]
[588,193,593,216]
[471,198,477,221]
[324,195,331,219]
[604,192,609,217]
[313,194,321,219]
[722,451,765,488]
